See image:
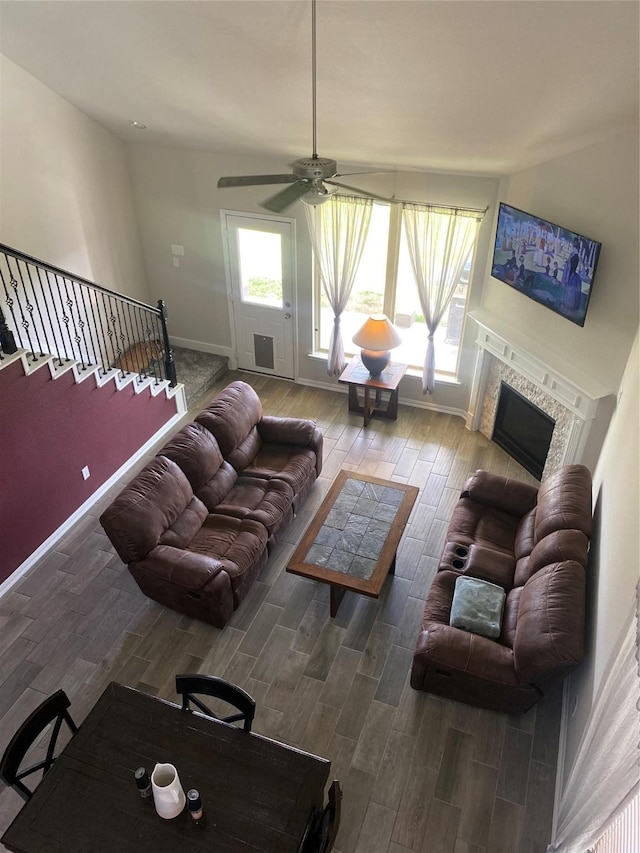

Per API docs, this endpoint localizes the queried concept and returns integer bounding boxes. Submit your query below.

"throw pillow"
[450,576,506,639]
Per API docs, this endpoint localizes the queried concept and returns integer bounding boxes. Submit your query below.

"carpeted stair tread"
[171,346,228,407]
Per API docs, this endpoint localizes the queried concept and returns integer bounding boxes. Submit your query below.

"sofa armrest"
[258,417,323,475]
[439,543,516,588]
[132,545,225,590]
[411,623,519,689]
[462,469,538,517]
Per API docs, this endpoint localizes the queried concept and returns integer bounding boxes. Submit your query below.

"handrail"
[0,243,176,387]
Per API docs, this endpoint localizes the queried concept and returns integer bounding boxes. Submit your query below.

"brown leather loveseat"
[100,381,323,627]
[411,465,592,713]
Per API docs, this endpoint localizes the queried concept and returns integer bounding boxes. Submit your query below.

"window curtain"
[402,204,481,394]
[546,580,640,853]
[305,195,373,377]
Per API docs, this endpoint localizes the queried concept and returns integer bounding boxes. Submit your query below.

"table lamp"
[352,314,402,376]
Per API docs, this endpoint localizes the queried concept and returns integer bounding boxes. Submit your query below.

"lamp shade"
[352,315,402,351]
[352,314,402,376]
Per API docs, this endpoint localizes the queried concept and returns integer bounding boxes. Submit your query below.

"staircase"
[0,243,184,408]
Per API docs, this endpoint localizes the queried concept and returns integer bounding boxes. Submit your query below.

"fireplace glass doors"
[492,383,555,480]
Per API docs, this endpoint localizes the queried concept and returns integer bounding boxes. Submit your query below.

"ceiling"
[0,0,638,177]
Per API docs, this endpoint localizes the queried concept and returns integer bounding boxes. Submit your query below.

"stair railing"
[0,244,176,387]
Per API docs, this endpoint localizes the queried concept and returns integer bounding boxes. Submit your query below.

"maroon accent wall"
[0,360,177,582]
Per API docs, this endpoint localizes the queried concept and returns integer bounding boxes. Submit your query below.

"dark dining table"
[1,681,330,853]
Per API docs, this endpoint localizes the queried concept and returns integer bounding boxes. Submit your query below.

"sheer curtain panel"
[547,581,640,853]
[402,204,481,394]
[306,196,373,377]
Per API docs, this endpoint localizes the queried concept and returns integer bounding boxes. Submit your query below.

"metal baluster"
[34,266,59,365]
[94,290,112,376]
[24,261,49,360]
[0,254,20,355]
[84,283,105,374]
[123,301,141,382]
[113,297,128,375]
[60,275,83,368]
[51,273,75,365]
[132,305,149,381]
[0,244,174,388]
[7,256,38,361]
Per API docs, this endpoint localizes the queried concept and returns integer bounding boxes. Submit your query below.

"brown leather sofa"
[411,464,592,713]
[100,381,323,627]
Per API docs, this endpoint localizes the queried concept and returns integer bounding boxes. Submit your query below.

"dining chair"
[302,779,342,853]
[175,674,256,732]
[0,689,78,802]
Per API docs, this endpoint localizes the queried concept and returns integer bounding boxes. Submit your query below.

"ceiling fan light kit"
[216,0,392,214]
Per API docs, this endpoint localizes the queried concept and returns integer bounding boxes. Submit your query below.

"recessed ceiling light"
[129,120,147,130]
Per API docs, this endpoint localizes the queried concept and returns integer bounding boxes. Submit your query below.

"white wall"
[126,142,500,410]
[126,128,639,431]
[483,126,639,393]
[561,328,640,786]
[0,56,148,302]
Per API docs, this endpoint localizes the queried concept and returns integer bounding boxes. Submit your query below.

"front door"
[222,211,295,379]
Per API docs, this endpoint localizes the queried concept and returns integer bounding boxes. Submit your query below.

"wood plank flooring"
[0,372,561,852]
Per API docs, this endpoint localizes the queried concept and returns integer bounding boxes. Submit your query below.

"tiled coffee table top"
[305,477,407,581]
[287,471,418,613]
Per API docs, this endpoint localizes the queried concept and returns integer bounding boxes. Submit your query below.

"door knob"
[284,312,292,319]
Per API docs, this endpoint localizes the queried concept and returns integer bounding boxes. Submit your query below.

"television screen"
[491,202,601,327]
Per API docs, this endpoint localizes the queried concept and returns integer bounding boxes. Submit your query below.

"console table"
[338,357,408,426]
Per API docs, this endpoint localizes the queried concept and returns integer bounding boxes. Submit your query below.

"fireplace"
[467,311,613,478]
[493,383,555,480]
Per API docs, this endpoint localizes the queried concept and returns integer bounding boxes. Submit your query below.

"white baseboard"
[296,376,467,420]
[169,337,234,360]
[0,409,185,600]
[550,677,571,840]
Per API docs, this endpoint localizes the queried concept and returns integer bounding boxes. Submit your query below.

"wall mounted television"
[491,202,602,327]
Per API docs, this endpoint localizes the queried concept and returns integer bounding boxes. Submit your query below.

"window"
[315,201,476,377]
[236,228,283,307]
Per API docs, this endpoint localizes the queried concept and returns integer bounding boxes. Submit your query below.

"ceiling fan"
[216,0,392,214]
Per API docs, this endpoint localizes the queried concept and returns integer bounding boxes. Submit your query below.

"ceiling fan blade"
[217,174,297,188]
[334,170,395,178]
[325,180,394,203]
[260,181,310,213]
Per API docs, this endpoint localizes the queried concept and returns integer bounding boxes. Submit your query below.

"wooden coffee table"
[287,471,418,616]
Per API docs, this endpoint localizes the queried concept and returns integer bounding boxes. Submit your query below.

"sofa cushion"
[159,496,208,549]
[195,380,263,460]
[159,422,225,493]
[513,560,585,683]
[534,464,592,543]
[160,421,249,512]
[445,498,522,555]
[514,529,591,586]
[188,515,268,600]
[450,576,506,639]
[499,587,523,649]
[514,508,537,560]
[242,445,318,492]
[99,457,193,564]
[211,476,294,535]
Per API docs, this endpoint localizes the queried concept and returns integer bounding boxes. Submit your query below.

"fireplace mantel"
[466,310,614,472]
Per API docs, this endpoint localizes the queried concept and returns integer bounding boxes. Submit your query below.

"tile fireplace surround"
[466,311,613,478]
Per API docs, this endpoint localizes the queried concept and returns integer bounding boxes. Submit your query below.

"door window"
[237,228,284,307]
